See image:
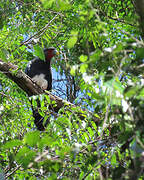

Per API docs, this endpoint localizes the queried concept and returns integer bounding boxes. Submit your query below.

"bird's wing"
[25,58,45,77]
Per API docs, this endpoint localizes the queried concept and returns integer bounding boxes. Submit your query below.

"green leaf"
[113,79,124,94]
[136,48,144,59]
[33,45,45,60]
[138,88,144,98]
[39,136,55,150]
[2,140,23,150]
[24,131,40,147]
[41,0,71,11]
[124,86,140,98]
[56,0,71,11]
[87,127,94,138]
[70,68,76,76]
[91,121,98,131]
[56,146,71,159]
[111,154,117,166]
[67,31,78,49]
[79,55,88,62]
[70,65,78,76]
[0,48,9,61]
[67,36,77,49]
[118,130,133,143]
[80,63,88,73]
[41,0,55,8]
[83,132,89,142]
[30,95,38,109]
[90,50,101,62]
[45,94,51,104]
[16,147,36,169]
[113,43,124,53]
[79,171,84,180]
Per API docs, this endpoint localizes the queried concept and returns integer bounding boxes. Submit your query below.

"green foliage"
[16,146,36,169]
[67,31,78,49]
[33,45,45,60]
[24,131,40,147]
[2,140,23,150]
[0,0,144,179]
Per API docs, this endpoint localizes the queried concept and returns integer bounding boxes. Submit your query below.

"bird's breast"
[32,74,48,90]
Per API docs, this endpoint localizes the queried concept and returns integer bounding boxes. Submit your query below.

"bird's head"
[44,47,59,61]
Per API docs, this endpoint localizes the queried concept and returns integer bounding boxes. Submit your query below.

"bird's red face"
[45,48,59,61]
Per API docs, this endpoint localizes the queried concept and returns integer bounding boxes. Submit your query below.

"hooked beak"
[54,50,59,56]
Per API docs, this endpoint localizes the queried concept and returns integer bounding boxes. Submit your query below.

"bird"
[25,47,59,131]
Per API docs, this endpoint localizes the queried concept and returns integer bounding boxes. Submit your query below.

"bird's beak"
[54,50,59,56]
[56,51,59,55]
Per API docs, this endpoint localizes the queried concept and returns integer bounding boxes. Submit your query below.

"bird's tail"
[30,97,46,131]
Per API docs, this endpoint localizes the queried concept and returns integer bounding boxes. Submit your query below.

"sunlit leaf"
[79,55,88,62]
[67,31,78,49]
[70,65,78,76]
[41,0,55,8]
[2,140,22,150]
[33,45,45,60]
[56,0,71,11]
[111,154,117,166]
[80,63,88,73]
[24,131,40,147]
[67,36,78,49]
[16,147,36,169]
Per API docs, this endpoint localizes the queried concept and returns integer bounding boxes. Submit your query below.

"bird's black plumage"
[25,47,58,131]
[25,58,52,90]
[25,47,57,91]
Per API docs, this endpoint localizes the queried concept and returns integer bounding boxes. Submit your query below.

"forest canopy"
[0,0,144,179]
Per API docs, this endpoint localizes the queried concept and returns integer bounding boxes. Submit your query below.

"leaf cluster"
[0,0,144,179]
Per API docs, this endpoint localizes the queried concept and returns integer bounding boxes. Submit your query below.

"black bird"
[25,47,59,131]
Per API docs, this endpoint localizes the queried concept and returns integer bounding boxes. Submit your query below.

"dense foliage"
[0,0,144,179]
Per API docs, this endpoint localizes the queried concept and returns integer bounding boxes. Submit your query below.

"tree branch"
[0,59,43,96]
[19,14,60,47]
[0,59,99,122]
[5,165,21,179]
[134,0,144,39]
[0,59,71,109]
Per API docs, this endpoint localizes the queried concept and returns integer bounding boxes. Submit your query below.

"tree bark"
[134,0,144,39]
[0,59,44,96]
[0,59,72,110]
[0,59,99,122]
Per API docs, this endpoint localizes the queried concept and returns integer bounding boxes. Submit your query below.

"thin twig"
[19,14,60,46]
[102,105,110,133]
[121,30,144,46]
[82,161,102,180]
[5,165,21,179]
[136,64,144,69]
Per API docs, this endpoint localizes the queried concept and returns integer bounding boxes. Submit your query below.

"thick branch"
[0,59,72,110]
[0,59,99,122]
[0,59,43,96]
[134,0,144,39]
